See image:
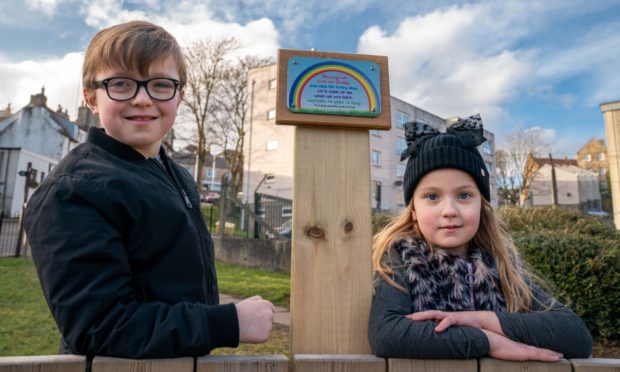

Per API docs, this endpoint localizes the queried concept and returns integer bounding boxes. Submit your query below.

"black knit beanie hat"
[401,114,490,206]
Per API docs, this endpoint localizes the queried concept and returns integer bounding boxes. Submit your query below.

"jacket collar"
[87,127,167,162]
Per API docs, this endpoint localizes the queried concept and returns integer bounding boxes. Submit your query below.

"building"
[170,147,231,193]
[526,156,601,212]
[0,88,89,216]
[600,100,620,229]
[0,148,58,217]
[0,87,85,159]
[576,138,608,188]
[243,64,497,211]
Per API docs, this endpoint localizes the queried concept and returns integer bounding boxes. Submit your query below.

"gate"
[254,193,292,239]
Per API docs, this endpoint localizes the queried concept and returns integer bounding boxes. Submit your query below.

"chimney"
[28,86,48,107]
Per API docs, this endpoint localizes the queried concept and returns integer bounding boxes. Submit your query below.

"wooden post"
[479,358,571,372]
[91,356,193,372]
[294,355,385,372]
[276,49,391,354]
[570,358,620,372]
[197,355,288,372]
[0,355,85,372]
[388,358,477,372]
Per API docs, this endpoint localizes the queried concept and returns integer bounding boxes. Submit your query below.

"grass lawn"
[2,257,618,359]
[0,257,290,356]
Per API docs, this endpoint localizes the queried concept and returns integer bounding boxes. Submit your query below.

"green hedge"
[513,231,620,342]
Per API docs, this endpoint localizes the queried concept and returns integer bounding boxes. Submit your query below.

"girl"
[368,115,592,361]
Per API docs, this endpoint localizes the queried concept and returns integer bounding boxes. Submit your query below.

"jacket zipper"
[466,261,476,310]
[148,159,212,303]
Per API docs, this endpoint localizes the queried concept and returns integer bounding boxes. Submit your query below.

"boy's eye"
[108,79,133,89]
[151,80,175,89]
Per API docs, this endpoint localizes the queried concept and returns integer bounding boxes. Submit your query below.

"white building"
[528,157,601,211]
[0,148,58,217]
[243,64,497,211]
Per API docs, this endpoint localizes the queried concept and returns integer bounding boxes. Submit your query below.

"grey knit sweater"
[368,238,593,359]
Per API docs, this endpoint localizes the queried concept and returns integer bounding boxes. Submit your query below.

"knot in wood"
[344,221,354,233]
[305,226,326,240]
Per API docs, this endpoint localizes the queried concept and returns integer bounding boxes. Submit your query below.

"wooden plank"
[291,127,373,354]
[276,49,391,130]
[0,355,85,372]
[570,358,620,372]
[91,356,193,372]
[197,355,288,372]
[388,358,477,372]
[294,354,385,372]
[479,357,571,372]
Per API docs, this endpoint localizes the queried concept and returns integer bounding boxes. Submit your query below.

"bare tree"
[181,37,240,193]
[495,127,551,207]
[212,56,272,197]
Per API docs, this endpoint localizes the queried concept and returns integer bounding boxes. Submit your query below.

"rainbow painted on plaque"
[287,60,381,117]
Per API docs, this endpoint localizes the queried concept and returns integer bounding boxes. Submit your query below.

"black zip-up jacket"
[24,128,239,358]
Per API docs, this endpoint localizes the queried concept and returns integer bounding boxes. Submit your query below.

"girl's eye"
[425,193,439,201]
[457,192,472,200]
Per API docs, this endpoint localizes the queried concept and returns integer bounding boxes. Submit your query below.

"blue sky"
[1,0,619,157]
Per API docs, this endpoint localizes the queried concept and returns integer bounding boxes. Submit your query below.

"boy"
[24,20,275,358]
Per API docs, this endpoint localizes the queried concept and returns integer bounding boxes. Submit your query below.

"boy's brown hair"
[82,20,187,97]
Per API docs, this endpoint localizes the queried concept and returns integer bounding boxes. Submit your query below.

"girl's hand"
[406,310,503,334]
[482,329,563,362]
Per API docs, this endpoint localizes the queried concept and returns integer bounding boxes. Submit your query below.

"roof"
[0,105,80,141]
[531,157,578,167]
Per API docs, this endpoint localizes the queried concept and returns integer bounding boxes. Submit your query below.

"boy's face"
[411,168,482,257]
[84,56,183,158]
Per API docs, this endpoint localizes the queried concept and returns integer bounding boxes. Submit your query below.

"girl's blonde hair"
[372,198,535,312]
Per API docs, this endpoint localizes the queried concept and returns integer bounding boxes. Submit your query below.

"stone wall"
[212,236,291,272]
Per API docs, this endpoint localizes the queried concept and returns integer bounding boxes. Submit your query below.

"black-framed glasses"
[93,77,180,101]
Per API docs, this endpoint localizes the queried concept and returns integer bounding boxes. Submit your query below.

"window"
[268,79,277,90]
[584,154,592,162]
[598,153,605,161]
[396,164,406,177]
[266,140,278,151]
[482,142,493,155]
[281,206,292,218]
[396,137,407,156]
[371,150,380,166]
[257,206,266,218]
[485,162,493,174]
[265,174,275,184]
[395,110,409,129]
[206,167,214,178]
[267,109,276,120]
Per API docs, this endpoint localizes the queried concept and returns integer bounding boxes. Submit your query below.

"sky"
[1,0,619,157]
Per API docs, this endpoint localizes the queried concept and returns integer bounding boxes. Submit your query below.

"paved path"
[219,293,290,326]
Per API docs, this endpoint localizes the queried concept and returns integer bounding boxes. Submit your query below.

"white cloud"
[357,3,535,132]
[26,0,63,17]
[0,53,84,117]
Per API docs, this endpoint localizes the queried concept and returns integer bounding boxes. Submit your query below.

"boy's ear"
[83,88,100,114]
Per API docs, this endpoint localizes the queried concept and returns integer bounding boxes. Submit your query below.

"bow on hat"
[400,114,486,161]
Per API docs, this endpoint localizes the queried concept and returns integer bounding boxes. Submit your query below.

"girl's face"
[411,168,482,257]
[84,55,183,158]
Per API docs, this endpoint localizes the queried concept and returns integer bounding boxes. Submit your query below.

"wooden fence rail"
[1,354,620,372]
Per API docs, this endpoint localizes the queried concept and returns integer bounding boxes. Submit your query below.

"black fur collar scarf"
[393,237,507,312]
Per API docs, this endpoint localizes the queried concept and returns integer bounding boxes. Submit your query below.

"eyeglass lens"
[105,78,177,101]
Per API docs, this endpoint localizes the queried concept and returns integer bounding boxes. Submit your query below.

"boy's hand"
[235,295,276,343]
[482,329,563,362]
[406,310,503,334]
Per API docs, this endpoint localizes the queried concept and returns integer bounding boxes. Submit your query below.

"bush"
[514,231,620,342]
[499,206,620,342]
[499,206,618,239]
